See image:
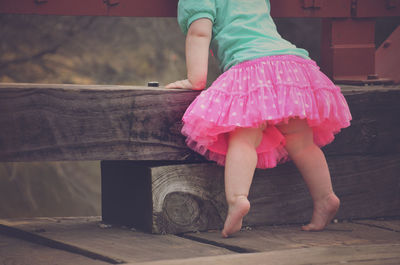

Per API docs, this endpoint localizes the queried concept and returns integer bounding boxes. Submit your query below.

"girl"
[166,0,352,238]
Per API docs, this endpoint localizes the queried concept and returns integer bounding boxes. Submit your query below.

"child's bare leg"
[222,127,263,238]
[277,118,340,231]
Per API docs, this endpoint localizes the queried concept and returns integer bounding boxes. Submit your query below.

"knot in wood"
[163,192,200,226]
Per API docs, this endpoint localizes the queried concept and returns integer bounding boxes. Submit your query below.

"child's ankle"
[226,194,249,207]
[314,192,340,207]
[314,191,336,202]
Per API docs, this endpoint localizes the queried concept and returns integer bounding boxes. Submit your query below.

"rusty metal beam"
[3,0,397,18]
[0,0,351,18]
[376,26,400,83]
[320,19,378,83]
[353,0,400,17]
[0,0,399,85]
[319,0,400,84]
[270,0,350,18]
[0,0,178,17]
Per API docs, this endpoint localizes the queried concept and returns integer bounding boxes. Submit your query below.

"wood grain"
[354,219,400,232]
[0,217,233,263]
[2,217,399,265]
[102,154,400,234]
[0,83,202,162]
[0,83,399,162]
[0,233,110,265]
[249,153,400,226]
[129,243,400,265]
[325,87,400,156]
[183,221,400,253]
[151,163,226,234]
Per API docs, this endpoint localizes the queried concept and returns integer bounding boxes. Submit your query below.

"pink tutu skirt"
[181,55,352,169]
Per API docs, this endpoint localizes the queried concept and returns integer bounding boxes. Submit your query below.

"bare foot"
[221,196,250,238]
[302,193,340,231]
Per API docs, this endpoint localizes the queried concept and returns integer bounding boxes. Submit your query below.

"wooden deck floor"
[1,217,399,265]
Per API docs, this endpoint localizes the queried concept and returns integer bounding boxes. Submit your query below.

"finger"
[178,80,192,89]
[165,83,175,89]
[165,82,180,89]
[178,80,188,88]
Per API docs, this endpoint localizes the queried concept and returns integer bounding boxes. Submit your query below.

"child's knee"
[229,127,263,149]
[277,119,314,154]
[277,118,310,135]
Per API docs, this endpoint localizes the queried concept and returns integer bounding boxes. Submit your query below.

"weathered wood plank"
[326,86,400,155]
[150,163,226,234]
[0,83,201,162]
[183,221,400,253]
[128,243,400,265]
[327,90,400,155]
[0,83,399,162]
[250,153,400,224]
[354,219,400,232]
[102,154,400,234]
[0,233,110,265]
[0,217,233,263]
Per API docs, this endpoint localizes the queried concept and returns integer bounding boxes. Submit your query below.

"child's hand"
[165,79,194,90]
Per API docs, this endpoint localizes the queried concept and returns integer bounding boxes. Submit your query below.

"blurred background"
[0,14,398,218]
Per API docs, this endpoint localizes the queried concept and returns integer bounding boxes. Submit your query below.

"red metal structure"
[0,0,399,84]
[376,26,400,83]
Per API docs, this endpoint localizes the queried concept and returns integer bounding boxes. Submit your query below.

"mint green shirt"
[178,0,310,72]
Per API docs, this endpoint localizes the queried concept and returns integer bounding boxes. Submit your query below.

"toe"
[302,223,321,231]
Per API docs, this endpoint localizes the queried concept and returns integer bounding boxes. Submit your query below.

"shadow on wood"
[101,154,400,234]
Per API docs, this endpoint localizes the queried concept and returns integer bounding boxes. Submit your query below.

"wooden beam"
[102,154,400,234]
[1,84,399,162]
[0,83,201,162]
[324,86,400,155]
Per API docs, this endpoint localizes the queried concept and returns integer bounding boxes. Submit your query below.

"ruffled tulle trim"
[181,55,352,169]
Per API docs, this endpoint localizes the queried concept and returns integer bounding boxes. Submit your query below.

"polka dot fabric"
[182,55,352,169]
